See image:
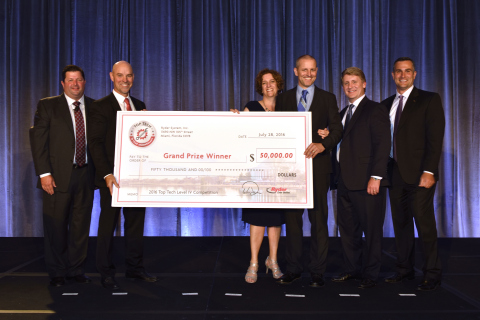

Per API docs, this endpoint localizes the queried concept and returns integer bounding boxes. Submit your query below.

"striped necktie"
[298,90,308,111]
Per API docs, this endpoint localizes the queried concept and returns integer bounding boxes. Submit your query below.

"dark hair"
[295,54,316,68]
[393,57,416,72]
[62,65,85,80]
[254,69,285,96]
[341,67,366,83]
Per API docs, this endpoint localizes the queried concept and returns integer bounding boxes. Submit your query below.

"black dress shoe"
[358,278,376,289]
[309,273,325,287]
[385,271,415,283]
[101,277,119,290]
[417,279,441,291]
[276,272,301,285]
[67,274,92,283]
[125,271,158,282]
[50,277,65,287]
[331,272,357,282]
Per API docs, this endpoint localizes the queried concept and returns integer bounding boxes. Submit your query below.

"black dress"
[241,101,285,227]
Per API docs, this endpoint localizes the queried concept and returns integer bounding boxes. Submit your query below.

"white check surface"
[112,111,313,208]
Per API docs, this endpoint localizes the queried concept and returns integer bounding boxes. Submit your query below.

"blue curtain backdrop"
[0,0,478,237]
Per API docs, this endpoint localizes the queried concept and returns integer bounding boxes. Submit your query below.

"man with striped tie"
[30,65,96,287]
[276,55,342,287]
[330,67,391,289]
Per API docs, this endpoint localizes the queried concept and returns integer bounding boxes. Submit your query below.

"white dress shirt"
[112,90,136,111]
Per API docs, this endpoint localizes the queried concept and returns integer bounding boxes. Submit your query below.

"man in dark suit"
[30,65,95,287]
[276,55,343,287]
[88,61,157,290]
[330,67,391,289]
[382,57,445,291]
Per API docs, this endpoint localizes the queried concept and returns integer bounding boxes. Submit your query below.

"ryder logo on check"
[266,187,290,194]
[129,121,156,147]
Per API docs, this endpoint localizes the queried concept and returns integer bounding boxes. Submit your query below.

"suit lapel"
[343,97,368,137]
[398,87,419,130]
[309,86,321,111]
[59,93,75,136]
[287,89,297,111]
[109,92,122,112]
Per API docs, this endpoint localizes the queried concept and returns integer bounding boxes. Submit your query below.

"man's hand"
[317,128,329,139]
[304,143,325,159]
[367,178,381,195]
[105,174,120,195]
[40,175,56,195]
[230,108,240,114]
[419,172,436,188]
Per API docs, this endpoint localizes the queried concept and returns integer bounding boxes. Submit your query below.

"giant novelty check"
[112,111,313,208]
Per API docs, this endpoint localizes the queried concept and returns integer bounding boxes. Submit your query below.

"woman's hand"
[230,109,240,114]
[318,128,329,139]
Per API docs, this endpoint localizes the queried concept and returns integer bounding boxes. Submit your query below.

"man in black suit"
[330,67,391,288]
[88,61,157,290]
[30,65,95,287]
[276,55,343,287]
[382,57,445,291]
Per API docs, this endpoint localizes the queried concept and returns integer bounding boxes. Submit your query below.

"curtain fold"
[1,0,478,237]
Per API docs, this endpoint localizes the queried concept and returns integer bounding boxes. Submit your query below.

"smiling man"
[381,57,445,291]
[30,65,95,287]
[330,67,390,288]
[275,55,342,287]
[88,61,157,290]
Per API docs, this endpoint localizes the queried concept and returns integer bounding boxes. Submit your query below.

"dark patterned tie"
[73,101,86,167]
[344,104,354,130]
[297,90,308,111]
[125,98,132,111]
[393,95,404,161]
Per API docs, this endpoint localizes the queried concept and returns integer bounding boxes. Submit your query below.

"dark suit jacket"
[30,93,96,192]
[276,86,343,175]
[87,92,146,188]
[381,87,445,184]
[333,97,391,190]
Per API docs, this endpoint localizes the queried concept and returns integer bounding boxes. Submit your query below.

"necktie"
[125,98,132,111]
[344,104,354,130]
[297,90,308,111]
[393,95,404,161]
[73,101,86,167]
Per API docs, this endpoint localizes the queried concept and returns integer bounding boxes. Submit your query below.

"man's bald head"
[110,61,134,97]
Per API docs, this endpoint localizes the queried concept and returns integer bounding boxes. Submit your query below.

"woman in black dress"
[240,69,286,283]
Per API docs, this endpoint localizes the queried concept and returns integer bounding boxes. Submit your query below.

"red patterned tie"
[125,98,132,111]
[73,101,86,167]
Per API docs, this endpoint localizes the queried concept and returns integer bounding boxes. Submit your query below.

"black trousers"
[389,161,442,281]
[42,166,94,278]
[285,173,330,274]
[337,174,386,280]
[96,187,146,278]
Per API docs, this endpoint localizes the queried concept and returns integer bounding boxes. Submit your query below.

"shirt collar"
[112,90,131,107]
[396,85,414,101]
[64,94,85,109]
[296,84,315,97]
[349,94,366,108]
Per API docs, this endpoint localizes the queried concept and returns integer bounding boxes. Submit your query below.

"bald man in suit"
[88,61,157,290]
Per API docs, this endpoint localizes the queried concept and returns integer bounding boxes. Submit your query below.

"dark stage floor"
[0,237,479,320]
